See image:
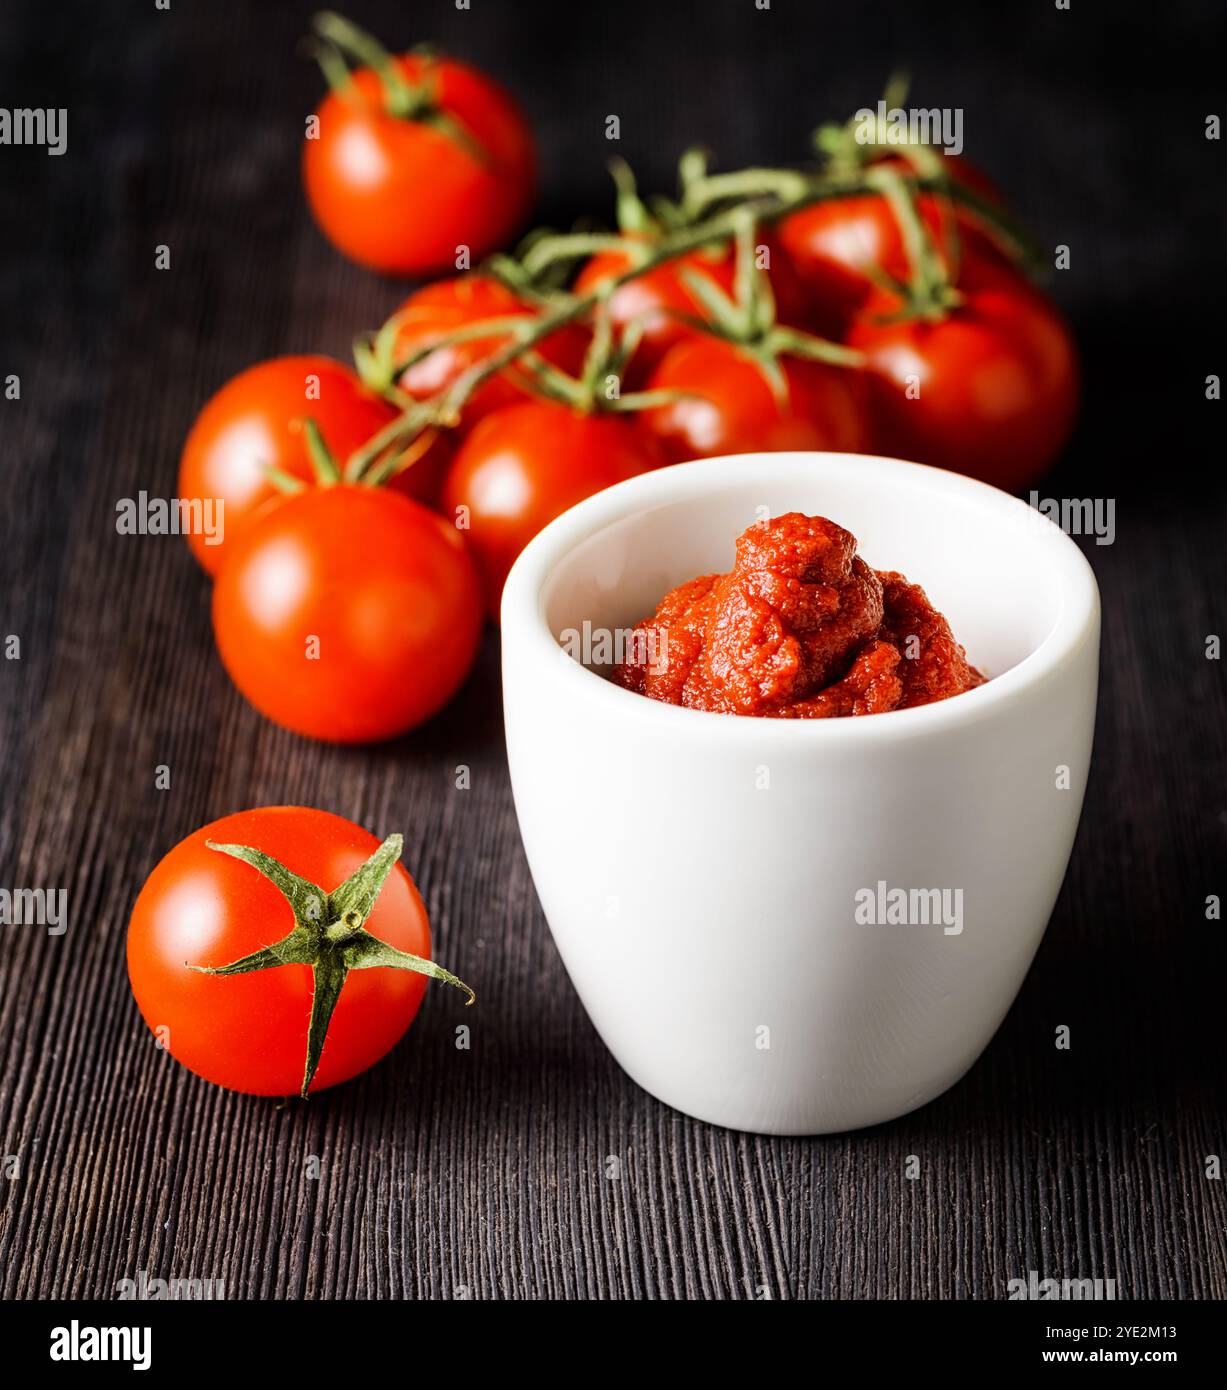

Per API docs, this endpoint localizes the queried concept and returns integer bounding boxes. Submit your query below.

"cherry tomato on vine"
[778,156,1005,335]
[303,51,535,275]
[388,274,588,426]
[442,400,662,617]
[178,356,446,577]
[127,807,469,1096]
[212,486,482,742]
[640,335,873,465]
[847,265,1079,492]
[573,233,807,385]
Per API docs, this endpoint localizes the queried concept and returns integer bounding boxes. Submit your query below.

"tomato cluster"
[175,16,1079,750]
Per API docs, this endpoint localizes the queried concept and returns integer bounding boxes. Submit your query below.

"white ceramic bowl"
[501,453,1099,1135]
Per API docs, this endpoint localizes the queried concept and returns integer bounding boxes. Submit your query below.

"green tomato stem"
[190,833,473,1098]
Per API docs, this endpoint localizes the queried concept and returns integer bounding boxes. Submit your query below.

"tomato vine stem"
[309,11,491,166]
[343,164,1031,482]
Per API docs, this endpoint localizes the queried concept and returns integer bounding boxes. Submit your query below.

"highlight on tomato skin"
[126,807,472,1098]
[847,262,1079,494]
[385,274,589,427]
[441,398,662,620]
[211,485,483,743]
[777,154,1007,336]
[640,335,874,465]
[573,231,808,387]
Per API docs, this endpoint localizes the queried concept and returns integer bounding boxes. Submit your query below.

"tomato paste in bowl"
[612,512,983,718]
[501,452,1099,1135]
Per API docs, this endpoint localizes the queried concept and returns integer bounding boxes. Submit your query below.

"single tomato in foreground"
[442,399,661,618]
[778,156,1004,334]
[640,335,872,465]
[178,356,437,577]
[212,486,482,742]
[573,233,806,385]
[387,274,588,426]
[302,47,535,275]
[127,807,473,1096]
[847,267,1079,492]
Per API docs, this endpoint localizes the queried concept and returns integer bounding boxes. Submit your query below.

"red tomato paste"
[612,512,983,717]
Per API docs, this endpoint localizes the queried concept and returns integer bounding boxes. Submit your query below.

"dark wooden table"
[1,0,1223,1300]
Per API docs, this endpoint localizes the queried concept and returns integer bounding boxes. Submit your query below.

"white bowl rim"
[500,451,1101,745]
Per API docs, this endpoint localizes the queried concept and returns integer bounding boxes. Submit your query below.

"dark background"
[0,0,1223,1300]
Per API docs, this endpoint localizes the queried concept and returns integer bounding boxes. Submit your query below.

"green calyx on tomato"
[357,308,533,399]
[191,832,474,1098]
[308,11,489,165]
[513,151,714,292]
[858,164,966,322]
[675,211,863,404]
[609,156,663,236]
[811,71,915,175]
[512,295,692,416]
[810,72,1035,268]
[353,273,569,408]
[608,151,716,239]
[271,412,444,495]
[262,417,342,494]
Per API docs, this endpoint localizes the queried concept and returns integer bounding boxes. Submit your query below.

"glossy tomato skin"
[778,156,1004,335]
[391,274,588,426]
[127,807,432,1096]
[179,356,439,577]
[847,267,1079,492]
[641,336,873,465]
[573,233,807,385]
[212,486,482,742]
[303,57,535,275]
[442,401,661,617]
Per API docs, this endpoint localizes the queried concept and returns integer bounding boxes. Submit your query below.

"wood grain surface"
[0,0,1223,1300]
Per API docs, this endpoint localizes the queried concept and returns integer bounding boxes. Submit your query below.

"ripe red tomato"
[303,55,535,275]
[179,356,446,578]
[389,274,588,426]
[778,156,1004,334]
[847,266,1079,492]
[640,335,873,465]
[573,232,807,385]
[442,400,661,616]
[127,807,437,1095]
[212,485,482,742]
